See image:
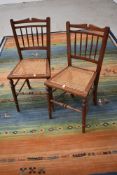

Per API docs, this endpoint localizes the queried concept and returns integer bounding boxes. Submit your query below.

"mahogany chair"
[45,22,110,133]
[7,17,51,112]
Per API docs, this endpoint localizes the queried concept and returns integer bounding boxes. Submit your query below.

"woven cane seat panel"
[11,59,50,78]
[49,66,96,95]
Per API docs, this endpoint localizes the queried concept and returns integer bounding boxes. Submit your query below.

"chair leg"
[93,76,99,105]
[26,79,31,89]
[51,89,55,112]
[46,86,52,119]
[47,78,54,111]
[10,79,20,112]
[70,94,74,98]
[82,98,87,133]
[93,85,98,105]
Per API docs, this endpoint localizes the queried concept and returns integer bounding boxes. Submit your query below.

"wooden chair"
[45,22,110,133]
[7,17,51,112]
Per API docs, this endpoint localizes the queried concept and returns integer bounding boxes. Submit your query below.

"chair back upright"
[10,17,51,64]
[66,22,110,75]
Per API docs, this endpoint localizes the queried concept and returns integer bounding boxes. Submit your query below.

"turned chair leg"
[93,85,98,105]
[26,79,32,89]
[82,98,87,133]
[10,79,20,112]
[93,76,99,105]
[51,89,55,112]
[46,86,53,119]
[70,94,74,98]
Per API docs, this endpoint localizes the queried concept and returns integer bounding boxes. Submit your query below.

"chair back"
[66,22,110,74]
[10,17,50,63]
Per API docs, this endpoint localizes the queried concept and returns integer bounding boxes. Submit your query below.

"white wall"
[0,0,117,43]
[0,0,40,5]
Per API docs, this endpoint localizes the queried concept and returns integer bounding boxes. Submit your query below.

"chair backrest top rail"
[70,30,104,37]
[11,17,50,24]
[15,25,47,29]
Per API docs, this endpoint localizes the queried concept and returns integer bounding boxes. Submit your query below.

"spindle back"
[10,17,50,61]
[66,22,110,73]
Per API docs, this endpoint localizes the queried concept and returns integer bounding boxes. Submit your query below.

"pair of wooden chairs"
[7,17,110,133]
